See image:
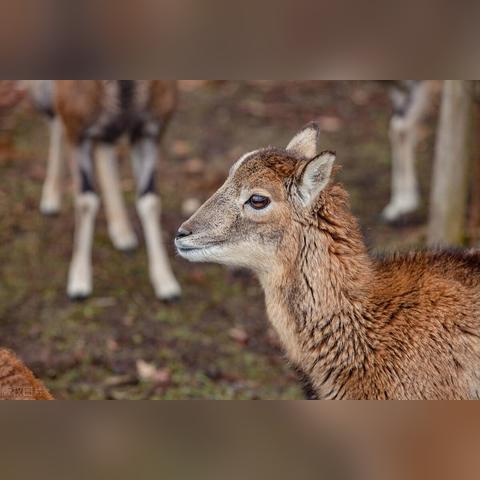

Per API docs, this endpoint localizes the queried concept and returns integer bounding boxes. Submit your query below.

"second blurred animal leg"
[96,144,138,251]
[382,81,435,222]
[40,116,64,215]
[131,137,181,300]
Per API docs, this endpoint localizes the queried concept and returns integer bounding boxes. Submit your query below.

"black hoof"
[380,212,422,228]
[161,294,181,305]
[42,210,60,218]
[68,293,89,302]
[118,245,138,255]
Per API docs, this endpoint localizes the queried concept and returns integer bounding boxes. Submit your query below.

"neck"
[259,186,376,396]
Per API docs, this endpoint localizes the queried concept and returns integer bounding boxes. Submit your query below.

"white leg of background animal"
[40,116,64,215]
[382,82,434,222]
[131,138,181,300]
[67,141,99,300]
[96,144,138,251]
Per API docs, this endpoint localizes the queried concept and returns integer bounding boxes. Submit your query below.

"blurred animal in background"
[25,81,167,257]
[0,348,53,400]
[381,80,438,222]
[176,123,480,399]
[55,81,181,301]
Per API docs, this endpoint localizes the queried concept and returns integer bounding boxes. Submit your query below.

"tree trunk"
[427,81,472,246]
[467,94,480,245]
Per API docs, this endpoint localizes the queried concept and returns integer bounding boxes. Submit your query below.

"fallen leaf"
[136,359,171,385]
[229,327,249,345]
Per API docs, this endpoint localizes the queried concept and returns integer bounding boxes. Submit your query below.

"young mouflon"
[176,123,480,400]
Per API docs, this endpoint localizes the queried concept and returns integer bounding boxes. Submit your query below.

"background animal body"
[0,81,476,399]
[51,80,180,300]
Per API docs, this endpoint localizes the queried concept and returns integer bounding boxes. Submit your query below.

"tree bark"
[427,81,472,246]
[467,93,480,245]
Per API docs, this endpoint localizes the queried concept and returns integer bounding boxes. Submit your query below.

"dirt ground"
[0,81,436,399]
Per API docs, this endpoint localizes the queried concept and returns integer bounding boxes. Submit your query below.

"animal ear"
[286,122,320,159]
[295,151,335,206]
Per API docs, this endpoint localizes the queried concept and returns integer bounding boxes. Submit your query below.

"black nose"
[176,227,192,240]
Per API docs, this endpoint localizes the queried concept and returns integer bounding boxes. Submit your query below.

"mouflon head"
[175,123,336,273]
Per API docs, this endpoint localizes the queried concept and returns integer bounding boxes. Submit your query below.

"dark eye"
[247,194,270,210]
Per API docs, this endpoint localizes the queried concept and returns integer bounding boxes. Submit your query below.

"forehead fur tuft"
[234,147,300,179]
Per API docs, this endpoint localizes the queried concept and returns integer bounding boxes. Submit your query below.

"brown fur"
[56,80,176,143]
[177,125,480,399]
[0,349,53,400]
[269,184,480,399]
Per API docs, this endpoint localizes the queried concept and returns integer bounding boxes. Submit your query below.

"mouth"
[175,239,221,260]
[175,245,202,252]
[176,246,208,255]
